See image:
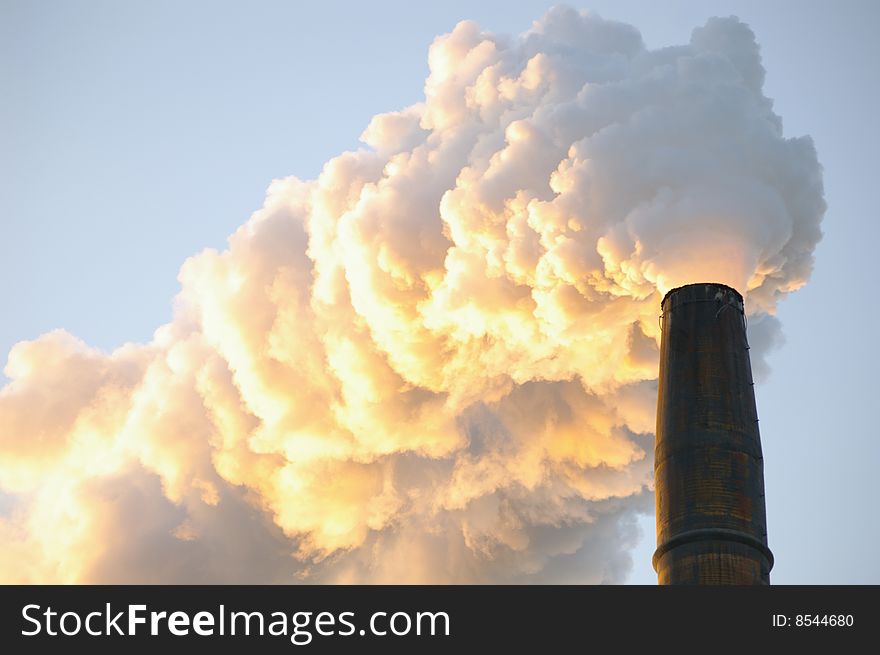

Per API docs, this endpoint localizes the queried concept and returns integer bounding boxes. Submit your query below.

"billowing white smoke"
[0,7,823,583]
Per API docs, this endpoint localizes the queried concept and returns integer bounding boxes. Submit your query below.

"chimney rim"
[661,282,743,309]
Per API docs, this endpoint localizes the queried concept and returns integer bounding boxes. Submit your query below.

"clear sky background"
[2,0,878,584]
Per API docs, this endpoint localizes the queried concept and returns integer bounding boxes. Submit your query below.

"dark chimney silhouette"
[653,283,773,584]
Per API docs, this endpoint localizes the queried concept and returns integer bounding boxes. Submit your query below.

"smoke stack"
[653,283,773,585]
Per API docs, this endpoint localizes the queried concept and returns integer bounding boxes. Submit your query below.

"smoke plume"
[0,7,824,582]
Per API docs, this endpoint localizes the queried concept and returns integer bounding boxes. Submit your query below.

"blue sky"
[2,0,878,583]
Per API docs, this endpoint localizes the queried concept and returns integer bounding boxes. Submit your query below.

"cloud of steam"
[0,7,824,583]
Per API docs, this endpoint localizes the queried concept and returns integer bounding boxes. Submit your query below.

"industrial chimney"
[653,283,774,584]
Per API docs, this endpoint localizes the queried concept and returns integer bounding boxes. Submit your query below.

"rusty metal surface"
[654,283,773,585]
